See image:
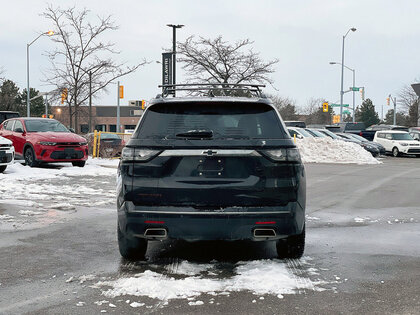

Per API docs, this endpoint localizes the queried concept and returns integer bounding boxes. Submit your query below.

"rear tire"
[276,226,305,259]
[72,161,86,167]
[118,224,147,260]
[24,147,39,167]
[392,147,400,157]
[0,165,6,173]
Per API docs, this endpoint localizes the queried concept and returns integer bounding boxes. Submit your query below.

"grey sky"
[1,0,420,116]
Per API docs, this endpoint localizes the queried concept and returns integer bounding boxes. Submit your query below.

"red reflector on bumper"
[255,221,276,225]
[144,220,165,224]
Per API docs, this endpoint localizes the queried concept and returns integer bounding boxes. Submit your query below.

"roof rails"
[157,83,266,98]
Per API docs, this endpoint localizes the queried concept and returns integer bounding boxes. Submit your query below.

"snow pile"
[97,259,325,302]
[0,158,119,230]
[296,137,380,164]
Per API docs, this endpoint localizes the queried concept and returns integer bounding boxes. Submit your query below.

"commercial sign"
[162,52,173,94]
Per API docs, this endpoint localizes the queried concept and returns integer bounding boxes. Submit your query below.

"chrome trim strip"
[159,149,260,157]
[128,210,290,215]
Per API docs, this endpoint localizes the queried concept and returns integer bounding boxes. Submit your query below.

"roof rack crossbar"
[158,83,266,98]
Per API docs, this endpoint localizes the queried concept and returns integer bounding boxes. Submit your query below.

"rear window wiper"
[175,130,214,139]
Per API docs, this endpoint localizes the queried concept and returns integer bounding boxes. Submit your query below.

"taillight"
[261,148,301,162]
[121,147,160,162]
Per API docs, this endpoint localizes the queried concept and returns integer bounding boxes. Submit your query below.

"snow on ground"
[0,158,119,230]
[95,259,327,304]
[296,137,380,164]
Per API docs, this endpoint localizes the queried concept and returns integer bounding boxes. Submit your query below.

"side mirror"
[297,134,304,139]
[69,128,75,133]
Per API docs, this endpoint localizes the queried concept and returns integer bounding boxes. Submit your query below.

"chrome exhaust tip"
[143,228,168,239]
[254,228,276,238]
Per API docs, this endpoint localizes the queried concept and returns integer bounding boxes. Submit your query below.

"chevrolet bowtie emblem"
[202,150,217,156]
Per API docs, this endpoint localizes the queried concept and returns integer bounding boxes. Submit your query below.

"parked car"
[409,130,420,141]
[287,127,313,139]
[0,135,14,173]
[337,133,380,157]
[316,128,342,140]
[0,111,19,125]
[117,84,306,260]
[284,121,306,128]
[373,130,420,157]
[345,133,386,155]
[0,118,88,167]
[304,128,328,138]
[359,124,410,141]
[85,132,125,158]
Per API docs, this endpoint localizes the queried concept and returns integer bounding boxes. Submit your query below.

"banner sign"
[162,53,173,94]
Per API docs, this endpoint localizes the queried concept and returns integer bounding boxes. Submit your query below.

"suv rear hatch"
[123,101,302,208]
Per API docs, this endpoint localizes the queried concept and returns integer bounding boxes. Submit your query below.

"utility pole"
[89,71,92,133]
[167,24,184,97]
[117,81,120,133]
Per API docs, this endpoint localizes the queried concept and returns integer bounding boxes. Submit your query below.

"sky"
[1,0,420,117]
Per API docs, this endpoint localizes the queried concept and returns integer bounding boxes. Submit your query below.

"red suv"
[0,118,88,167]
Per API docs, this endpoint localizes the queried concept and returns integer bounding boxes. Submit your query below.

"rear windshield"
[25,120,69,132]
[391,133,413,140]
[344,123,366,131]
[135,102,288,140]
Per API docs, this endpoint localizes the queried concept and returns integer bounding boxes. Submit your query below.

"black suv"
[117,84,306,260]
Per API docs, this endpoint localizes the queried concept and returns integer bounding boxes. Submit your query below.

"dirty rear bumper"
[118,201,305,242]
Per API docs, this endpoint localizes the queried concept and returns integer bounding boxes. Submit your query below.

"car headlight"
[121,147,161,162]
[38,141,57,146]
[400,143,408,146]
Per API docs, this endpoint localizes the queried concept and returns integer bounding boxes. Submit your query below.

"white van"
[373,130,420,157]
[0,135,15,173]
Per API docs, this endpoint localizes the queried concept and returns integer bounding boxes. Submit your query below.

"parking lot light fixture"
[27,30,56,117]
[339,27,357,123]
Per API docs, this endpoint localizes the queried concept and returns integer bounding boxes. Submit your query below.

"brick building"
[51,104,144,134]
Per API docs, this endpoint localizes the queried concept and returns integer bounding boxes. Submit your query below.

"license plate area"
[197,157,224,176]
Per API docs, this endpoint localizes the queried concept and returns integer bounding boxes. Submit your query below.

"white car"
[373,130,420,157]
[0,135,15,173]
[287,127,314,139]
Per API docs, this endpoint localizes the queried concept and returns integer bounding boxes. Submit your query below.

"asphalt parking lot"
[0,157,419,314]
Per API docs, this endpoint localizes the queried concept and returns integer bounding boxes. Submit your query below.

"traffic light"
[360,88,365,100]
[119,85,124,99]
[386,97,390,106]
[322,102,329,112]
[141,100,145,110]
[61,88,68,104]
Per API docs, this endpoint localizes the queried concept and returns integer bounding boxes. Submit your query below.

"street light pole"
[330,62,356,122]
[117,81,120,133]
[26,30,55,117]
[167,24,184,96]
[339,28,356,123]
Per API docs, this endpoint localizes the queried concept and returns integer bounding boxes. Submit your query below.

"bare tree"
[43,5,147,132]
[303,97,332,125]
[269,95,299,120]
[177,36,278,85]
[398,82,419,127]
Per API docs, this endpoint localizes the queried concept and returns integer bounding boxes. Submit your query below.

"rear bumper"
[118,201,305,241]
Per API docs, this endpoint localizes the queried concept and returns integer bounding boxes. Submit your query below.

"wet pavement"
[0,158,419,314]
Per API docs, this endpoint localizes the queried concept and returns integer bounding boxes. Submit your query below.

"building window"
[109,125,116,132]
[95,124,106,132]
[80,124,89,134]
[124,125,136,132]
